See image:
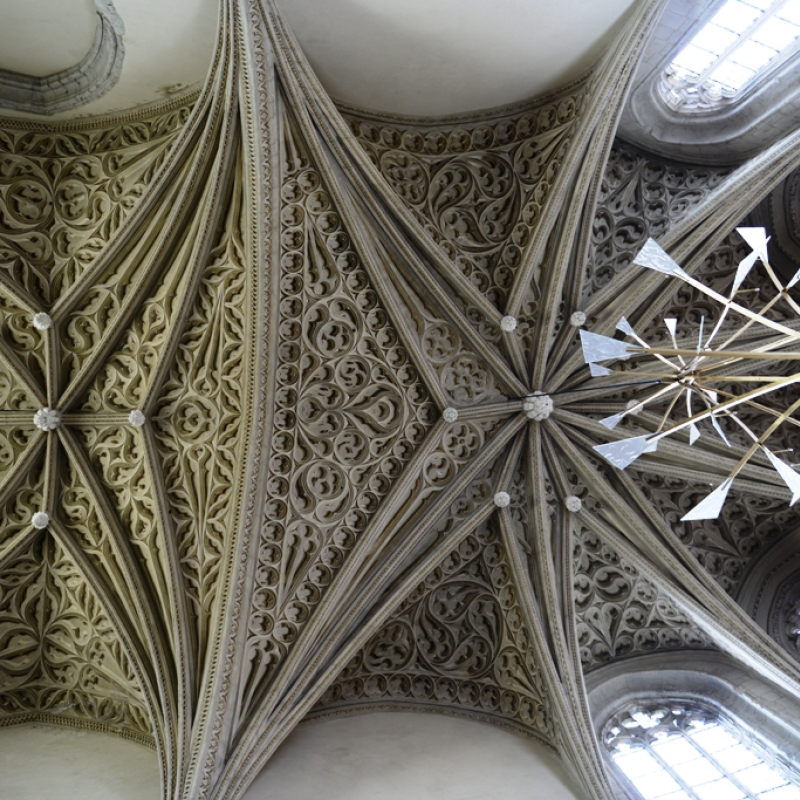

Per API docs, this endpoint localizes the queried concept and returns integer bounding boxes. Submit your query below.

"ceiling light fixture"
[582,228,800,521]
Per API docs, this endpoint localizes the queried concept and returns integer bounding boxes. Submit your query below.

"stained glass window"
[661,0,800,111]
[604,702,800,800]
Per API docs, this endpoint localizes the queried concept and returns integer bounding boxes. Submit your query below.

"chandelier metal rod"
[635,346,800,361]
[680,271,798,338]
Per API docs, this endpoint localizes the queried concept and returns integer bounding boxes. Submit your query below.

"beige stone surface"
[0,724,160,799]
[244,712,581,800]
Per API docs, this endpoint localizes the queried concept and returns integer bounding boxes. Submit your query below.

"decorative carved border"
[0,0,125,116]
[303,702,559,750]
[334,73,591,128]
[0,711,156,749]
[0,86,201,133]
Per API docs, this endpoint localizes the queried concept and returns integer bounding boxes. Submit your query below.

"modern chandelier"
[582,228,800,521]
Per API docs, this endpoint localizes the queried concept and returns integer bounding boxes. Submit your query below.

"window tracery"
[604,700,800,800]
[662,0,800,113]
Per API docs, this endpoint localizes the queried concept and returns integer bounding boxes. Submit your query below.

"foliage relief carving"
[574,526,713,670]
[314,519,556,742]
[344,88,586,313]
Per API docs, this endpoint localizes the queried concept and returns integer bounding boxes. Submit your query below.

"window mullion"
[643,738,704,800]
[693,1,782,87]
[684,729,759,800]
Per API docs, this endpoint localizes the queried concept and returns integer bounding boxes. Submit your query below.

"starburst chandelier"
[582,228,800,521]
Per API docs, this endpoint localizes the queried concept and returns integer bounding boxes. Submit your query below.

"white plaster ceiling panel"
[0,0,97,77]
[278,0,639,116]
[0,0,219,121]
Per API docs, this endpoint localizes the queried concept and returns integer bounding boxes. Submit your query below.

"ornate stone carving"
[633,471,800,597]
[313,519,556,744]
[389,270,506,405]
[239,109,438,712]
[343,87,586,313]
[153,162,251,671]
[0,292,46,389]
[0,449,43,555]
[0,102,191,304]
[784,592,800,660]
[574,526,713,670]
[585,143,731,300]
[1,3,797,796]
[0,533,152,740]
[75,424,166,620]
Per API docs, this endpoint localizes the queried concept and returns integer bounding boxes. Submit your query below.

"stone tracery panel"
[0,532,152,741]
[573,526,714,671]
[312,517,557,745]
[0,102,192,305]
[342,85,586,314]
[585,142,732,300]
[239,106,441,713]
[153,156,251,676]
[634,471,799,597]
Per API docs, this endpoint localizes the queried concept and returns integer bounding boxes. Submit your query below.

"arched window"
[661,0,800,113]
[604,701,800,800]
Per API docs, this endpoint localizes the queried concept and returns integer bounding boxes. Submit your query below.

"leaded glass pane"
[663,0,800,110]
[604,702,800,800]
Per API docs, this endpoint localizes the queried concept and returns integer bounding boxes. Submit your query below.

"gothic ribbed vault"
[1,2,800,799]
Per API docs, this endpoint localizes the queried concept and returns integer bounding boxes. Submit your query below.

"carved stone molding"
[0,0,125,116]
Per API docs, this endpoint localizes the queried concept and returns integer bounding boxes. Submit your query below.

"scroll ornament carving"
[74,424,167,617]
[389,267,505,405]
[0,450,44,555]
[78,238,195,413]
[0,103,191,305]
[632,470,799,597]
[240,114,439,709]
[153,182,249,670]
[785,593,800,659]
[57,452,141,627]
[314,520,557,744]
[0,292,46,389]
[0,534,151,739]
[402,447,507,562]
[574,526,713,670]
[585,143,731,300]
[344,88,585,313]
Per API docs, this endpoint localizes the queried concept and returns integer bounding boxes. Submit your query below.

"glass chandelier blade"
[594,436,658,469]
[736,226,770,262]
[709,414,731,447]
[617,316,635,335]
[590,363,613,377]
[580,330,637,363]
[731,248,759,294]
[633,238,687,276]
[764,450,800,505]
[681,477,734,521]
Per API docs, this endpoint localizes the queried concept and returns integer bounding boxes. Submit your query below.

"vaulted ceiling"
[1,1,800,799]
